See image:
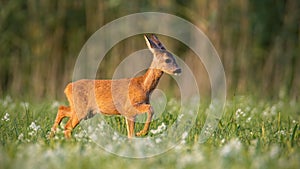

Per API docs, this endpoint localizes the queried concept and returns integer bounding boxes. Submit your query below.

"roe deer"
[49,34,181,139]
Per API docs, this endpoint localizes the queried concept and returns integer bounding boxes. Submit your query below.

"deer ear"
[144,35,158,53]
[150,34,166,50]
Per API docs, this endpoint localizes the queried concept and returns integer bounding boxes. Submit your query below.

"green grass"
[0,95,299,169]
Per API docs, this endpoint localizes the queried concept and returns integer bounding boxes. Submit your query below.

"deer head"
[144,35,182,75]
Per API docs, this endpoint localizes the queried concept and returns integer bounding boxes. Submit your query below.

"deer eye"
[165,58,172,63]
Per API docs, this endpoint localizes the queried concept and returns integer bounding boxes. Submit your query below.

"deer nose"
[173,68,182,75]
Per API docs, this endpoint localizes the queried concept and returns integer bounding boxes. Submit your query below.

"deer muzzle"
[173,68,182,75]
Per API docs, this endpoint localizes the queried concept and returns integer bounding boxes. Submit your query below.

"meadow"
[0,95,299,169]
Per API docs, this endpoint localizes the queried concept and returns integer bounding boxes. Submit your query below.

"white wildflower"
[177,149,204,168]
[51,101,60,109]
[249,139,258,156]
[276,130,286,136]
[270,145,280,158]
[90,132,98,141]
[2,96,12,107]
[97,121,106,130]
[112,132,119,141]
[18,133,24,141]
[28,131,35,136]
[179,131,189,144]
[182,131,188,140]
[263,111,268,116]
[29,121,40,131]
[177,114,184,121]
[1,112,10,121]
[150,122,166,134]
[203,124,214,135]
[21,102,29,109]
[220,138,242,157]
[246,117,252,123]
[270,105,277,115]
[155,137,162,144]
[235,108,245,119]
[28,121,40,137]
[74,130,86,141]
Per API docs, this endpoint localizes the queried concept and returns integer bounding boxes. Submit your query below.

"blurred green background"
[0,0,299,101]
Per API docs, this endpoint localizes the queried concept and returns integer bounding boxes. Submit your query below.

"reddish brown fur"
[49,35,181,138]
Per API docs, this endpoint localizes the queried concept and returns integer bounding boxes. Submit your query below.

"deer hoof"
[136,130,148,136]
[48,128,56,139]
[64,130,72,139]
[48,131,55,139]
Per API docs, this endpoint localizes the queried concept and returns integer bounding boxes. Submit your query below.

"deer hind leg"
[136,105,154,136]
[49,106,71,138]
[64,113,80,139]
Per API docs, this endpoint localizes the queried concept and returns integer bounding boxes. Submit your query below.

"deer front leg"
[125,116,135,138]
[64,114,80,139]
[49,106,71,138]
[136,105,154,136]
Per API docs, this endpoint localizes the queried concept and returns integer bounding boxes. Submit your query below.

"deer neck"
[142,68,163,92]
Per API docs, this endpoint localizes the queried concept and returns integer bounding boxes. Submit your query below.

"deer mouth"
[173,68,182,75]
